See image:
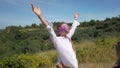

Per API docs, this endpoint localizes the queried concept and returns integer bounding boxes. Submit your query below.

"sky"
[0,0,120,29]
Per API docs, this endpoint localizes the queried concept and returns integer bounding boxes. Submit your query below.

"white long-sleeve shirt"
[46,20,80,68]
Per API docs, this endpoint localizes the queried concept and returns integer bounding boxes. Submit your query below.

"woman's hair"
[57,22,65,30]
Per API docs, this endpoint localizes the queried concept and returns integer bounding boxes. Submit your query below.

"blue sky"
[0,0,120,29]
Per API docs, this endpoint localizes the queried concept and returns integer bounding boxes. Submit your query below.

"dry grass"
[75,41,96,48]
[34,40,117,68]
[35,49,116,68]
[78,63,115,68]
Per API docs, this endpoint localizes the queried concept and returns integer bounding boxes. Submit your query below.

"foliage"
[0,54,51,68]
[0,15,120,67]
[76,37,119,63]
[73,15,120,42]
[0,37,119,68]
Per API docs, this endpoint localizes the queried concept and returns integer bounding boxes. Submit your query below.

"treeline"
[73,15,120,41]
[0,15,120,58]
[0,24,54,58]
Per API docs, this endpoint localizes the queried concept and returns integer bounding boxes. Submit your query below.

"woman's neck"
[60,35,66,37]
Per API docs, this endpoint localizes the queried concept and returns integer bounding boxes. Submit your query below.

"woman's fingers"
[75,12,79,16]
[30,2,35,11]
[37,6,40,11]
[74,12,79,19]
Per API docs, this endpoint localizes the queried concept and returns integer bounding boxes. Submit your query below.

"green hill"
[0,15,120,68]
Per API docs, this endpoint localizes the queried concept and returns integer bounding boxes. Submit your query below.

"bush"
[0,54,51,68]
[76,37,119,63]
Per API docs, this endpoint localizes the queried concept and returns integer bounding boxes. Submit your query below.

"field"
[0,39,118,68]
[0,16,120,68]
[79,63,114,68]
[34,39,118,68]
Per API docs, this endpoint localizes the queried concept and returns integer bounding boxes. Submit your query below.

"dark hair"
[57,22,65,30]
[56,22,66,36]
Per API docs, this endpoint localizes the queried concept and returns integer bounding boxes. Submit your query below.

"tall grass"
[0,37,119,68]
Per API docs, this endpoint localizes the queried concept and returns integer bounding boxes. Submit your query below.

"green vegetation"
[0,38,119,68]
[76,37,119,63]
[0,54,52,68]
[0,15,120,68]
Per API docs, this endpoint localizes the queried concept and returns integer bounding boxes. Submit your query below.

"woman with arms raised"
[30,3,80,68]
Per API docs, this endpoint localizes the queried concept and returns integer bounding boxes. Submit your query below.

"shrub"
[0,54,51,68]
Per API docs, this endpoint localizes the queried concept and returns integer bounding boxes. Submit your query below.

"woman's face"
[61,24,70,36]
[59,23,70,37]
[61,31,68,36]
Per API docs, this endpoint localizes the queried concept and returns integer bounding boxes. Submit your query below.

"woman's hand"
[30,3,41,16]
[74,12,79,20]
[30,2,48,27]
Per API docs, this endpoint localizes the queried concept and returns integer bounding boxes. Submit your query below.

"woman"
[30,3,79,68]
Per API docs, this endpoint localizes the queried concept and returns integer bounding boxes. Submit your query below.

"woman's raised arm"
[30,3,48,27]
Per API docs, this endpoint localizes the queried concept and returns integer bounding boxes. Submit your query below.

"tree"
[31,23,38,28]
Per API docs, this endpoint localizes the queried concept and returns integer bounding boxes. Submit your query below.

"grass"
[35,49,116,68]
[78,63,115,68]
[34,39,117,68]
[0,37,118,68]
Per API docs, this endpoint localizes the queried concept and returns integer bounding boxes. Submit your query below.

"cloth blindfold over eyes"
[57,25,70,36]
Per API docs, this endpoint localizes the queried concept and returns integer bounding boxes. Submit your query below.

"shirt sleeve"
[67,20,80,38]
[46,25,57,47]
[56,56,61,65]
